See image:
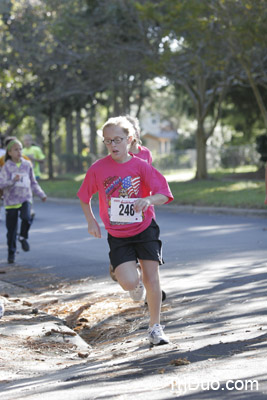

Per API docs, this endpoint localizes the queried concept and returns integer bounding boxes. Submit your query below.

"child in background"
[22,134,45,180]
[127,115,153,164]
[0,139,47,263]
[78,116,173,346]
[0,136,31,168]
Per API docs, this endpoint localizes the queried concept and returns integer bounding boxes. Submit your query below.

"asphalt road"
[1,200,267,399]
[1,199,266,283]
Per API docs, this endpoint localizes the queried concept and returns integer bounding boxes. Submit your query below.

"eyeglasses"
[103,137,125,145]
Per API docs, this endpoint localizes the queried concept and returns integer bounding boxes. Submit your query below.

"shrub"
[256,134,267,162]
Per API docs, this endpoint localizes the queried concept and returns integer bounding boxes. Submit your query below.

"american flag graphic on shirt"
[121,176,140,197]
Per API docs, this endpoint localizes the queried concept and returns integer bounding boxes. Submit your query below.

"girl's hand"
[14,174,20,182]
[42,196,47,202]
[88,219,101,238]
[134,198,151,213]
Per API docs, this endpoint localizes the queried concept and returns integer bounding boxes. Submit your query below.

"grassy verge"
[39,167,266,209]
[40,178,83,199]
[168,179,264,209]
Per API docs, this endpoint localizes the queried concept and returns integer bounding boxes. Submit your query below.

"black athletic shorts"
[108,219,163,270]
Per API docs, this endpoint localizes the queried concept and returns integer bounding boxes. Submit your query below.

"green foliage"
[0,0,267,180]
[59,152,95,173]
[153,152,194,170]
[222,86,267,144]
[175,135,195,150]
[220,146,257,169]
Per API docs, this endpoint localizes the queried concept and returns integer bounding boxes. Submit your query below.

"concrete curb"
[162,204,267,217]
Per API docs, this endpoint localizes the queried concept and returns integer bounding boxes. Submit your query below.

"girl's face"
[8,142,23,163]
[103,125,133,163]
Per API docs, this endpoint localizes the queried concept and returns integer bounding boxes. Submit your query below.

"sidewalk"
[1,254,267,399]
[0,265,91,383]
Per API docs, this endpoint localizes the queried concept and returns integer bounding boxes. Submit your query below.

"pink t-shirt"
[77,154,173,238]
[130,145,152,165]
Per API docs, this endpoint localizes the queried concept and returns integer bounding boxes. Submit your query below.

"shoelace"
[150,324,165,334]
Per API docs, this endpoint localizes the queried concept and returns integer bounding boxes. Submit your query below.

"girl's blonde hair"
[5,139,22,161]
[125,115,142,144]
[102,116,135,138]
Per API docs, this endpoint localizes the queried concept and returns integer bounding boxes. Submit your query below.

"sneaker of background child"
[18,237,30,252]
[147,323,169,346]
[8,252,15,264]
[129,279,146,302]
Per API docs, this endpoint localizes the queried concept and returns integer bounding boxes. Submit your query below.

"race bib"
[12,173,30,188]
[110,198,142,223]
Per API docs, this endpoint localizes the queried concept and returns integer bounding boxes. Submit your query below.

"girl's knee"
[115,261,140,291]
[118,276,139,291]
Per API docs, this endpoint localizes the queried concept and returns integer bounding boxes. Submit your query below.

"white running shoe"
[147,324,169,346]
[129,280,145,302]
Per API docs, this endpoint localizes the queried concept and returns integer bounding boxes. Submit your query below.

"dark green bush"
[256,134,267,162]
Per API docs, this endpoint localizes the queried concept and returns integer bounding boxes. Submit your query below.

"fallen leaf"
[78,352,89,358]
[157,368,165,374]
[23,301,32,307]
[49,328,77,336]
[170,358,190,366]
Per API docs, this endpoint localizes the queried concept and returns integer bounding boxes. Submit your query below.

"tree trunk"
[65,113,73,172]
[76,109,83,170]
[34,115,44,147]
[89,103,97,156]
[66,113,73,153]
[242,62,267,130]
[195,122,207,179]
[76,110,83,154]
[48,106,54,179]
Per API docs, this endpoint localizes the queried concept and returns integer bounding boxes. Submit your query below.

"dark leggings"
[6,201,32,255]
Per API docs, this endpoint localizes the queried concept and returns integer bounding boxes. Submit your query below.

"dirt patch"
[42,291,171,349]
[0,274,174,383]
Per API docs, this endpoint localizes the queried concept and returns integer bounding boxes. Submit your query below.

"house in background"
[140,113,178,155]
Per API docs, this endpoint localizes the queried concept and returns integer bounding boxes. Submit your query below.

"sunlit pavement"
[0,200,267,399]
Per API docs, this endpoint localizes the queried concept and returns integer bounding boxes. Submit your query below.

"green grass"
[39,167,266,209]
[40,178,83,199]
[168,179,265,209]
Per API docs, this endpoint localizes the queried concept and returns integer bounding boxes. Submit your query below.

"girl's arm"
[29,164,46,200]
[79,199,101,238]
[0,166,18,189]
[134,194,169,213]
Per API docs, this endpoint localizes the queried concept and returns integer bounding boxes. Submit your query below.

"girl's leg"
[140,260,169,345]
[139,260,161,326]
[19,201,32,239]
[6,208,19,256]
[115,261,140,291]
